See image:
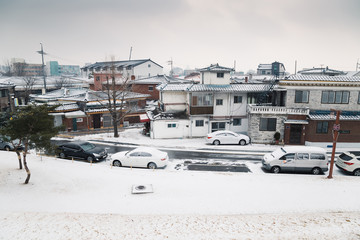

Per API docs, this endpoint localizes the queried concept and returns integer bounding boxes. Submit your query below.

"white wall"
[202,72,231,85]
[162,92,188,112]
[151,120,190,139]
[133,61,163,79]
[190,116,209,137]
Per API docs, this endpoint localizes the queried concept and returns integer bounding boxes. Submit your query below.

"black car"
[57,141,108,162]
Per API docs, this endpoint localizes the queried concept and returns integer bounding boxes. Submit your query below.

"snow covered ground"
[1,128,360,239]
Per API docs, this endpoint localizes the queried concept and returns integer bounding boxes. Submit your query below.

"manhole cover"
[132,184,154,194]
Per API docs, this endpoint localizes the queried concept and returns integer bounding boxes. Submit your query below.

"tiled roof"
[284,75,360,82]
[309,114,360,121]
[130,75,192,85]
[55,103,79,112]
[82,59,163,70]
[157,83,271,92]
[197,64,234,73]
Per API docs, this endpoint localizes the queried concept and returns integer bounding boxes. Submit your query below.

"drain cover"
[132,184,154,194]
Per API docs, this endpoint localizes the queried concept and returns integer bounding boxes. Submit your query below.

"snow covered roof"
[157,83,271,92]
[82,59,163,71]
[130,75,192,85]
[283,75,360,82]
[298,67,345,75]
[197,64,234,73]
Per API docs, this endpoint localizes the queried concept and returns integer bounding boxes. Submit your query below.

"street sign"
[333,124,340,131]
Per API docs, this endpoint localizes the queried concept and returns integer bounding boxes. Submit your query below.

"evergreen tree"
[1,104,62,184]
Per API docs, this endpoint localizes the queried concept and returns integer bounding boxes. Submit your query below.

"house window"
[321,91,349,104]
[358,92,360,104]
[195,120,204,127]
[192,93,213,106]
[148,64,151,68]
[148,86,154,91]
[167,123,177,128]
[234,96,243,104]
[217,72,224,78]
[316,121,328,134]
[259,118,276,131]
[96,76,100,81]
[233,118,242,126]
[216,99,223,105]
[295,90,309,103]
[211,122,226,132]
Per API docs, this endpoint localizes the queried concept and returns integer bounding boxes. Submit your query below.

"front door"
[93,114,101,129]
[72,118,77,131]
[289,124,302,144]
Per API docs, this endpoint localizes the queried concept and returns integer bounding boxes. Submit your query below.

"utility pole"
[167,58,173,77]
[37,43,47,94]
[327,110,341,179]
[129,47,132,61]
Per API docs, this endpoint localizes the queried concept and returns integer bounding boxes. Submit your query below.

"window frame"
[316,121,328,134]
[321,91,349,104]
[216,99,223,106]
[216,72,224,78]
[234,95,243,104]
[233,118,242,126]
[259,118,277,131]
[195,120,204,127]
[295,90,309,103]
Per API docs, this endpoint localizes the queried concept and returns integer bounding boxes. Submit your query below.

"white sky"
[0,0,359,74]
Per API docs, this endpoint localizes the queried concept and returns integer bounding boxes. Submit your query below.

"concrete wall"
[286,86,360,111]
[133,62,163,79]
[202,72,231,85]
[150,119,190,139]
[248,113,286,144]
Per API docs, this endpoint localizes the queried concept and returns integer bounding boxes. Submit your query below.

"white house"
[149,64,271,139]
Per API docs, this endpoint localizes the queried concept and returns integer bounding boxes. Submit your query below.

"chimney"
[245,76,248,83]
[131,75,135,80]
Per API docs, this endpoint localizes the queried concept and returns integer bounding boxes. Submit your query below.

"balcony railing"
[248,105,309,115]
[190,106,213,115]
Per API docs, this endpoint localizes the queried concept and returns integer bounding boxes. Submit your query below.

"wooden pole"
[327,110,340,179]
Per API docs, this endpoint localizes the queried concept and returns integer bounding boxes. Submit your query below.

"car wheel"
[87,156,94,162]
[312,167,321,175]
[239,140,246,146]
[271,166,280,174]
[113,160,121,167]
[4,146,11,151]
[213,140,220,145]
[59,152,66,159]
[148,162,157,169]
[353,169,360,176]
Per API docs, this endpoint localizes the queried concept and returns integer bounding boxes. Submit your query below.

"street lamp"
[37,43,47,94]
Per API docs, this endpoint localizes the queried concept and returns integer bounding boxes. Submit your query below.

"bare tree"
[94,58,133,138]
[55,76,73,89]
[22,76,36,105]
[3,59,12,76]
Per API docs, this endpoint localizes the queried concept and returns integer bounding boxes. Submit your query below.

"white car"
[206,130,250,145]
[110,147,169,169]
[336,151,360,176]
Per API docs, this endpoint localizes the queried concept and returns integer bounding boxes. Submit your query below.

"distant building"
[81,59,163,91]
[298,66,345,76]
[257,61,286,77]
[46,61,81,76]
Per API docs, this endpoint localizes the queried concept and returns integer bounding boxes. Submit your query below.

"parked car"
[262,146,328,175]
[110,147,169,169]
[206,130,250,145]
[336,151,360,176]
[57,141,108,162]
[0,136,23,151]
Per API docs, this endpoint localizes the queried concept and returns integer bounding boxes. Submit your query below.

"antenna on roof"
[129,47,132,60]
[295,60,297,74]
[356,58,359,71]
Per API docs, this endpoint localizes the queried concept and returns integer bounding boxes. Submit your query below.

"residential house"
[81,59,163,91]
[150,64,272,139]
[130,75,193,100]
[0,83,15,112]
[248,75,360,146]
[31,88,150,131]
[257,61,286,77]
[298,66,346,76]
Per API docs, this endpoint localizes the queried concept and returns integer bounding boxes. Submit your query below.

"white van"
[262,146,328,175]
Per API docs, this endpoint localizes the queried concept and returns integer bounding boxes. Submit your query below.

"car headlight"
[93,153,100,158]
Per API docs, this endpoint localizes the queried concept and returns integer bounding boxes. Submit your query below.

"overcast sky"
[0,0,359,74]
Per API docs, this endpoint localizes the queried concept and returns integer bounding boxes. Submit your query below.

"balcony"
[248,105,309,115]
[190,106,213,115]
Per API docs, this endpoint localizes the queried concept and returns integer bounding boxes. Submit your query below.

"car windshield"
[79,142,96,151]
[271,148,286,158]
[339,153,353,161]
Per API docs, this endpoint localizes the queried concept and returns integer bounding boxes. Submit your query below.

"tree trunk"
[112,113,119,138]
[22,146,30,184]
[16,150,22,169]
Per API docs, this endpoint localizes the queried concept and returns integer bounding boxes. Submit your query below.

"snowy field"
[1,129,360,239]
